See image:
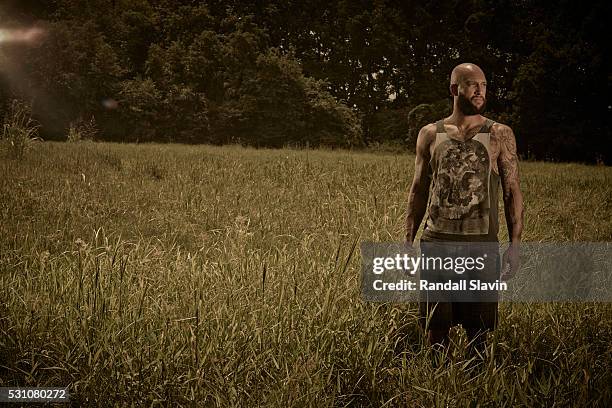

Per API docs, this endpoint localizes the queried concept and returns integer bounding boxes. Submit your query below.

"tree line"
[1,0,610,162]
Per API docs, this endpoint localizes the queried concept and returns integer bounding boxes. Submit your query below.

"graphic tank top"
[422,119,500,242]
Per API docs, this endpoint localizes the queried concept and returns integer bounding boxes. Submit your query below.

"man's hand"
[500,243,520,281]
[403,237,418,257]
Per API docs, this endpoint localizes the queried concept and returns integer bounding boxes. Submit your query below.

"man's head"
[450,63,487,116]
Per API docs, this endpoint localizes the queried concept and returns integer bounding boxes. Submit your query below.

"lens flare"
[0,27,44,44]
[102,98,119,109]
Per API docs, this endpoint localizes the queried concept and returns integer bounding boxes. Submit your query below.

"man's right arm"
[405,124,434,245]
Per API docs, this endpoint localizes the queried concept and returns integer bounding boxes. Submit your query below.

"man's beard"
[458,94,486,115]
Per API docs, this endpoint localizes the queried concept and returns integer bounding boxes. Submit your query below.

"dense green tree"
[0,0,608,161]
[222,48,362,147]
[21,19,125,137]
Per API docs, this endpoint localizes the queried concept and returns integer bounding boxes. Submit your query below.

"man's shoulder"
[489,120,518,158]
[415,122,438,154]
[489,121,514,137]
[418,122,438,139]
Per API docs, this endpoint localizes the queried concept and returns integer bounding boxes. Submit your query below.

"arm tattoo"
[497,125,524,242]
[499,126,519,193]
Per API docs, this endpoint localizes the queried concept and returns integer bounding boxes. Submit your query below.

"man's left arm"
[496,124,524,278]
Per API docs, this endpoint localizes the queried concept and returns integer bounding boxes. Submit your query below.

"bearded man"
[405,63,524,354]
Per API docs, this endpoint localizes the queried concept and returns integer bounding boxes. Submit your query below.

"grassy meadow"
[0,141,611,406]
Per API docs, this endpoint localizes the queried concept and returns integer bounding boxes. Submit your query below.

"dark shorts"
[419,300,498,330]
[418,240,500,331]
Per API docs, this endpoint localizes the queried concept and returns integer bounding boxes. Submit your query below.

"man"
[405,63,524,353]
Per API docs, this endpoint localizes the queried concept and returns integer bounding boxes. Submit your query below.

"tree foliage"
[1,0,609,161]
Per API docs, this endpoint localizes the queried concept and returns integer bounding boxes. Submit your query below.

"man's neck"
[445,111,485,132]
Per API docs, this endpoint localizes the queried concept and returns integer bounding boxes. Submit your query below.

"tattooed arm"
[495,124,524,278]
[405,124,434,245]
[496,124,524,242]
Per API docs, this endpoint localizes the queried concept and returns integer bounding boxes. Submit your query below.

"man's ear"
[450,83,458,96]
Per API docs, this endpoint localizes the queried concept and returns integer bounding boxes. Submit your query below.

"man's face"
[456,76,487,115]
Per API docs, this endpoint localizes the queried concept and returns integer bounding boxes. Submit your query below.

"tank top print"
[422,119,500,242]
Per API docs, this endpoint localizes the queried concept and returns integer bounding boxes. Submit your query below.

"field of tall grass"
[1,141,611,406]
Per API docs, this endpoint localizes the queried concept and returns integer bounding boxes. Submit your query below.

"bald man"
[405,63,524,355]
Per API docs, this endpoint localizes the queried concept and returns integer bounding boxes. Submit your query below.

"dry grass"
[0,141,611,406]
